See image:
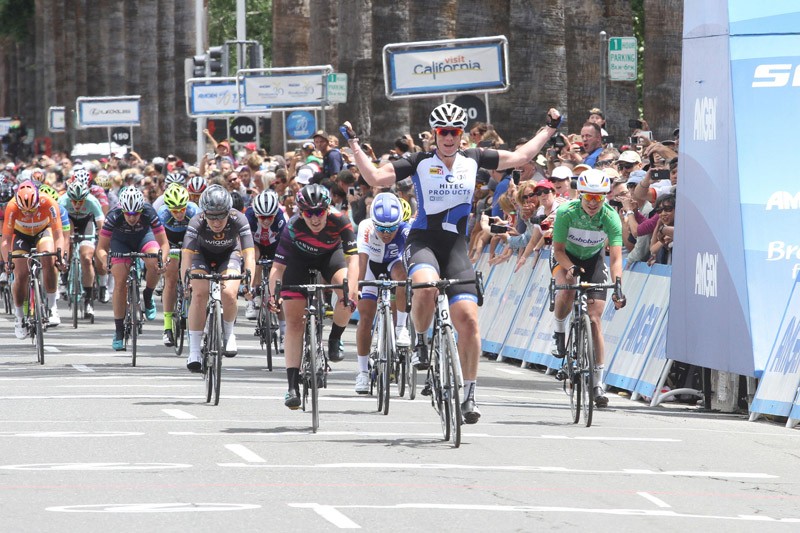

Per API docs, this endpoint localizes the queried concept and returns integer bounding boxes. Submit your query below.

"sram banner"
[383,36,509,99]
[76,96,141,128]
[186,78,239,117]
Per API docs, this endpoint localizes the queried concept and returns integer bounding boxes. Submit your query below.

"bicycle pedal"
[555,369,567,381]
[421,383,432,396]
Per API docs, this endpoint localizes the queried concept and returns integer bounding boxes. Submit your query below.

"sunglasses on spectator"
[617,162,635,170]
[581,193,606,203]
[520,193,537,201]
[302,208,326,218]
[435,127,463,138]
[595,159,615,168]
[534,189,551,196]
[656,205,675,213]
[227,177,239,183]
[375,223,399,234]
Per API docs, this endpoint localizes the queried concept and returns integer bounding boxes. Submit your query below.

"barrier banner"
[479,251,515,353]
[498,258,536,360]
[605,264,671,391]
[750,273,800,418]
[634,315,670,400]
[601,261,651,365]
[521,249,560,367]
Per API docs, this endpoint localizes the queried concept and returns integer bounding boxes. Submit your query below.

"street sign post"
[230,116,256,143]
[608,36,637,81]
[327,73,348,104]
[48,107,66,133]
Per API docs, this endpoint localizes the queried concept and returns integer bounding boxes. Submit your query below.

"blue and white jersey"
[357,219,410,264]
[392,148,500,234]
[157,201,199,245]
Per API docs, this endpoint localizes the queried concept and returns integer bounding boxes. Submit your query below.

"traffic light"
[208,46,225,77]
[192,53,208,77]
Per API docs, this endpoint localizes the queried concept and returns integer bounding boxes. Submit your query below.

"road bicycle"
[66,232,96,328]
[276,271,349,433]
[360,276,408,415]
[549,276,622,427]
[170,248,187,356]
[109,251,162,367]
[187,270,248,406]
[8,248,62,365]
[253,257,279,371]
[408,272,484,448]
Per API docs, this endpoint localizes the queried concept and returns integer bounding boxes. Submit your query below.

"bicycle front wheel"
[70,259,80,329]
[32,276,44,365]
[212,302,223,405]
[579,314,595,428]
[173,281,185,356]
[431,335,450,442]
[567,326,581,425]
[443,325,462,447]
[307,313,319,432]
[130,280,139,367]
[380,305,392,415]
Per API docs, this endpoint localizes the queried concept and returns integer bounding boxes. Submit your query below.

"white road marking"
[1,462,189,471]
[71,364,94,372]
[43,346,60,352]
[224,444,266,463]
[495,368,523,375]
[288,503,800,523]
[289,503,360,528]
[162,409,196,420]
[218,463,777,479]
[0,431,142,438]
[47,503,260,513]
[637,492,671,508]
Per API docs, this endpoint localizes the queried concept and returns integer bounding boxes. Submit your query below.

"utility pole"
[195,0,206,165]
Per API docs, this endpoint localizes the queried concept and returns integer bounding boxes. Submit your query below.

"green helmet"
[38,183,60,202]
[163,183,189,210]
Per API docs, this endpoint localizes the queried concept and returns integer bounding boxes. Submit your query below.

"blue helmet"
[370,192,403,228]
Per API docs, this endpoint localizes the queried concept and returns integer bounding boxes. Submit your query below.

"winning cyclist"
[551,169,626,408]
[59,181,106,317]
[354,192,411,394]
[157,183,199,347]
[267,184,359,409]
[97,187,169,351]
[343,103,563,423]
[2,180,66,337]
[243,190,287,343]
[181,184,255,371]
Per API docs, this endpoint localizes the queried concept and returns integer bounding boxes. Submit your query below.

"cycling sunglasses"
[435,127,463,138]
[205,211,229,221]
[302,208,327,218]
[375,223,399,234]
[125,210,143,216]
[581,193,606,203]
[256,214,275,220]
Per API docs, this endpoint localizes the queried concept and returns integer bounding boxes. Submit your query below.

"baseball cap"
[533,179,555,191]
[245,142,257,151]
[603,167,621,180]
[312,130,327,140]
[550,166,572,181]
[618,151,642,164]
[573,163,591,176]
[302,141,315,150]
[295,166,315,185]
[627,170,646,186]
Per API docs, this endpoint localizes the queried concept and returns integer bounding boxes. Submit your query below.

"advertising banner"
[523,249,560,367]
[0,117,10,136]
[48,107,65,132]
[601,262,650,363]
[76,96,141,128]
[479,256,515,354]
[187,79,239,117]
[498,265,535,361]
[634,317,670,400]
[240,73,326,111]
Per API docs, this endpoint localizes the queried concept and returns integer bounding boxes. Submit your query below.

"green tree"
[209,0,273,69]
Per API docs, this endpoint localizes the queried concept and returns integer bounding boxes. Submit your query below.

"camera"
[511,169,522,184]
[601,135,614,145]
[546,134,566,148]
[651,169,670,181]
[348,186,356,196]
[490,224,509,234]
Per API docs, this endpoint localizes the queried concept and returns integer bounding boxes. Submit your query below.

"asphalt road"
[1,299,799,532]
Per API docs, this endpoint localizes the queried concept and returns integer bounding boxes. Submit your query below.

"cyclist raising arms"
[2,180,66,337]
[551,169,626,408]
[343,104,562,423]
[157,183,199,347]
[180,185,255,371]
[354,192,411,394]
[267,184,359,409]
[97,187,169,351]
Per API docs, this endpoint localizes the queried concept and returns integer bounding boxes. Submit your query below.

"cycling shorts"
[360,258,403,301]
[70,216,97,247]
[189,250,243,275]
[279,247,346,301]
[110,230,159,265]
[552,250,609,300]
[403,230,477,304]
[12,228,53,255]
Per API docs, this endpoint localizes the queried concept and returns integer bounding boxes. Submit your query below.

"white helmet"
[429,103,468,130]
[118,186,145,213]
[252,190,280,217]
[576,169,611,194]
[72,166,91,186]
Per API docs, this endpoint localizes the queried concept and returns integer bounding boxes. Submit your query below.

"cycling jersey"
[157,202,199,246]
[183,209,254,260]
[90,185,109,208]
[101,203,164,238]
[392,148,500,234]
[273,207,356,265]
[551,199,622,260]
[244,205,287,252]
[3,195,63,238]
[357,219,409,265]
[151,194,166,213]
[59,194,104,222]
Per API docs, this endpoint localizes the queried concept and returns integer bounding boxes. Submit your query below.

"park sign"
[76,96,141,128]
[383,35,509,99]
[608,37,637,81]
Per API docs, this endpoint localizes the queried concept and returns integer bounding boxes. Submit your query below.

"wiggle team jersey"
[2,195,63,238]
[356,219,410,265]
[182,209,254,259]
[274,207,357,265]
[391,148,500,234]
[59,193,104,222]
[551,200,623,260]
[244,205,287,250]
[157,202,200,245]
[100,204,164,239]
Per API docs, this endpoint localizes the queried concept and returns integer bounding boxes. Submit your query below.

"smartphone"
[601,135,614,145]
[628,119,644,129]
[638,131,653,141]
[651,169,670,181]
[511,170,522,184]
[348,186,356,196]
[490,224,509,234]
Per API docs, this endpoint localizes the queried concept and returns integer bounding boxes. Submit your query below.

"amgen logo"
[769,316,800,375]
[695,252,718,298]
[693,97,717,142]
[766,191,800,210]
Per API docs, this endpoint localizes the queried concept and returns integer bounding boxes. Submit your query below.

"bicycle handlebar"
[405,271,485,312]
[109,251,164,270]
[7,249,62,271]
[548,276,622,312]
[273,277,350,311]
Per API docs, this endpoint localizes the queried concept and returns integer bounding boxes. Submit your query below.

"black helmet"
[199,184,232,217]
[295,183,331,211]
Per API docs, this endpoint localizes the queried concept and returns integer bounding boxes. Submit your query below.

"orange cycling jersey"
[2,195,63,237]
